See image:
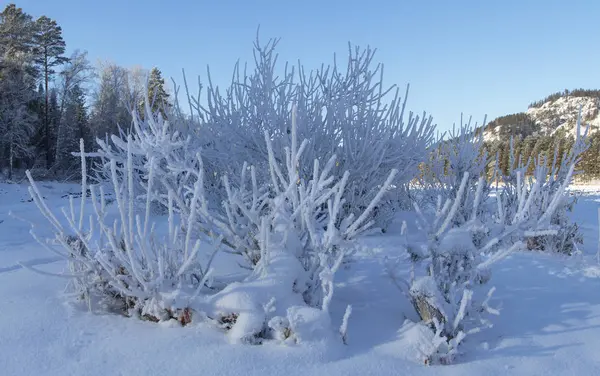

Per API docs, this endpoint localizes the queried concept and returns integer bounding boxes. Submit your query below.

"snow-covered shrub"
[91,104,267,268]
[25,139,218,324]
[177,106,397,343]
[496,110,588,255]
[177,36,435,230]
[415,116,492,228]
[26,98,397,346]
[389,164,579,364]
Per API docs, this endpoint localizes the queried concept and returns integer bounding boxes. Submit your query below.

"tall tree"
[141,67,170,118]
[48,88,60,161]
[0,58,37,178]
[57,84,88,172]
[58,50,94,116]
[0,4,38,177]
[89,62,132,140]
[55,49,94,162]
[0,4,36,71]
[33,15,68,168]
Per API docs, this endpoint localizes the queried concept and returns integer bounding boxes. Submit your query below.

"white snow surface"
[2,182,600,375]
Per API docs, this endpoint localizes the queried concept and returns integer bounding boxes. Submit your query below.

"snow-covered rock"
[483,93,600,140]
[527,95,599,137]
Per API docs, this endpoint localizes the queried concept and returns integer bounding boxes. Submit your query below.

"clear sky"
[14,0,600,132]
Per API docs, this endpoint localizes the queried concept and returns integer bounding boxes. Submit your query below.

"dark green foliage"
[529,88,600,109]
[485,132,600,179]
[139,67,171,119]
[578,132,600,180]
[56,84,89,174]
[485,113,538,138]
[32,16,69,77]
[0,4,36,73]
[483,89,600,180]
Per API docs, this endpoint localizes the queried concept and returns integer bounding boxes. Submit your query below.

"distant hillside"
[481,89,600,180]
[483,89,600,142]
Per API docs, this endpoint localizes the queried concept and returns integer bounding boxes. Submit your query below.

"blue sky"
[15,0,600,132]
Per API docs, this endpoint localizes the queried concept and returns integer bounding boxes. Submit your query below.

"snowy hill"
[484,91,600,142]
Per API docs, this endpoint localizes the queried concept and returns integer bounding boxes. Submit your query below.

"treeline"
[529,88,600,108]
[3,3,600,184]
[484,130,600,181]
[0,4,171,180]
[484,113,538,138]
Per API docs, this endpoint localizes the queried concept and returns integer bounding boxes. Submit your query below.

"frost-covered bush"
[26,99,397,346]
[389,164,578,364]
[416,117,492,228]
[25,140,217,324]
[171,36,435,230]
[97,76,407,270]
[384,110,588,364]
[199,107,397,343]
[496,110,588,255]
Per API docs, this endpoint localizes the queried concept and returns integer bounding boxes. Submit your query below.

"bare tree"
[55,50,95,164]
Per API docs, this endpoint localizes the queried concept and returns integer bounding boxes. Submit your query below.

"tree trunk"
[44,47,50,169]
[8,140,13,180]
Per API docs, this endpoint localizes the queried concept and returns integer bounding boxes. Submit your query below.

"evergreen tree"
[48,88,60,162]
[551,134,565,172]
[32,15,69,168]
[499,139,510,175]
[520,135,535,167]
[54,50,94,163]
[0,58,37,178]
[89,62,132,140]
[579,132,600,179]
[0,4,36,72]
[0,4,38,177]
[512,136,523,169]
[140,67,170,118]
[57,84,88,172]
[30,83,46,154]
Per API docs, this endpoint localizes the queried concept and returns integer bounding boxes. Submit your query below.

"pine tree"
[520,135,536,167]
[48,88,60,163]
[580,132,600,179]
[0,58,37,178]
[499,139,511,175]
[57,84,88,173]
[529,136,544,174]
[512,136,523,169]
[89,62,132,140]
[0,4,36,71]
[53,50,94,164]
[30,83,45,153]
[140,67,170,118]
[0,4,38,177]
[551,135,565,172]
[71,85,89,146]
[32,15,69,168]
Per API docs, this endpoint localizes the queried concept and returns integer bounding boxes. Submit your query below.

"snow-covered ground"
[2,182,600,375]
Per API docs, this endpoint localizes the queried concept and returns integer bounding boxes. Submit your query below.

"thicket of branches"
[392,114,588,363]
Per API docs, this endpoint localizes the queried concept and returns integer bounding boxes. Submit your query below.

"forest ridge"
[482,89,600,180]
[2,3,600,182]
